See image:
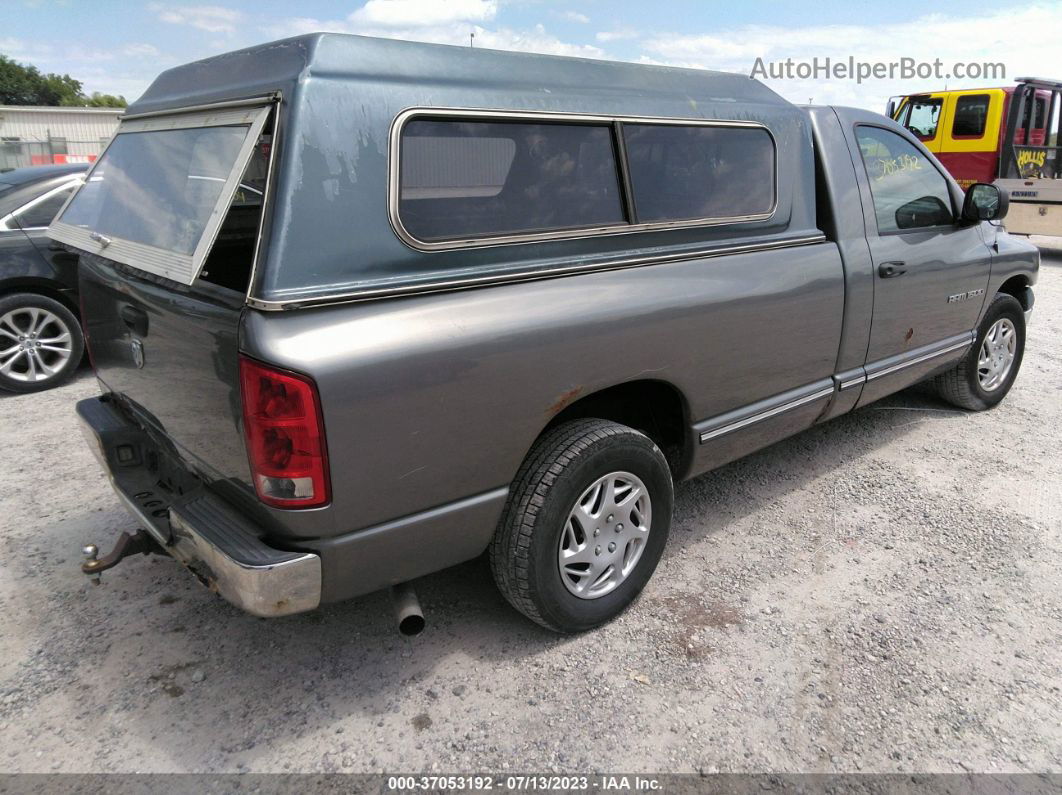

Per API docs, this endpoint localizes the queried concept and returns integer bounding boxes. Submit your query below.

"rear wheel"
[490,419,673,633]
[0,293,84,393]
[931,292,1025,411]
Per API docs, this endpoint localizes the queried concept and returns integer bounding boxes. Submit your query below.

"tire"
[0,292,84,394]
[490,419,674,633]
[931,292,1025,411]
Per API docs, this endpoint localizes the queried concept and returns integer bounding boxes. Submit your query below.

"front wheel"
[490,419,674,633]
[931,292,1026,411]
[0,293,84,393]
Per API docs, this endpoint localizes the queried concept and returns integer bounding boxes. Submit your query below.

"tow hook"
[81,530,161,584]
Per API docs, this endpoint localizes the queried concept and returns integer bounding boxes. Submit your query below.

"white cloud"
[0,37,53,61]
[150,3,244,34]
[558,10,590,24]
[595,28,639,43]
[639,5,1062,109]
[265,3,604,60]
[122,43,161,58]
[472,24,604,58]
[350,0,496,27]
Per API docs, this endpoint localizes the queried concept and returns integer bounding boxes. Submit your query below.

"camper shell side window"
[391,110,778,251]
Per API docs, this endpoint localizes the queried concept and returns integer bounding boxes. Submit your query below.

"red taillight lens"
[239,356,330,509]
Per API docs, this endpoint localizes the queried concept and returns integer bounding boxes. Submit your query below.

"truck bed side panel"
[242,240,846,540]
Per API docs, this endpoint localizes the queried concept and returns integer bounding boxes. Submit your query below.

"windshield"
[57,125,248,255]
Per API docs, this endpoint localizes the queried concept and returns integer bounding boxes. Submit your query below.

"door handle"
[878,261,907,278]
[119,304,148,336]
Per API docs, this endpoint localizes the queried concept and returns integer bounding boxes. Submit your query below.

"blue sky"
[4,0,1061,109]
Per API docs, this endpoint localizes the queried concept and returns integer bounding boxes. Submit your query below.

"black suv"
[0,164,88,392]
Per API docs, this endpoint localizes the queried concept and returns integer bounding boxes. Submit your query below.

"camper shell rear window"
[391,110,777,251]
[48,103,272,287]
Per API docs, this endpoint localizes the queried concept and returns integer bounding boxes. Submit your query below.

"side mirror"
[885,99,896,120]
[962,183,1009,223]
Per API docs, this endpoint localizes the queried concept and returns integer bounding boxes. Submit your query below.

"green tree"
[39,72,84,106]
[0,55,46,104]
[83,91,127,108]
[0,54,126,107]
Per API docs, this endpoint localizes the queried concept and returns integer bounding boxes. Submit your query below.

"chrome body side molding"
[864,332,974,382]
[696,331,976,444]
[696,381,836,444]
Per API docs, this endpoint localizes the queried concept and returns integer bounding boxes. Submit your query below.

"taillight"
[239,356,330,509]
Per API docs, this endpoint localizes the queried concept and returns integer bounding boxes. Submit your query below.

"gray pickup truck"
[51,34,1038,634]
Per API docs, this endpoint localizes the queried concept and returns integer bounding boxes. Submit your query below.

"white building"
[0,105,123,170]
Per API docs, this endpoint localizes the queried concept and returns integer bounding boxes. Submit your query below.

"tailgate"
[78,257,249,483]
[48,100,276,486]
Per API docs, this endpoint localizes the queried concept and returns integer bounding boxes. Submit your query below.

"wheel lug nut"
[595,545,601,556]
[616,523,624,532]
[608,542,616,553]
[607,514,614,523]
[593,529,600,537]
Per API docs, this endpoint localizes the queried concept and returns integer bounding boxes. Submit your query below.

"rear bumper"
[77,396,321,617]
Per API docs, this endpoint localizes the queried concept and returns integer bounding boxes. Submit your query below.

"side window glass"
[14,186,74,228]
[856,127,954,233]
[398,119,625,242]
[952,95,990,137]
[900,98,942,140]
[622,124,775,222]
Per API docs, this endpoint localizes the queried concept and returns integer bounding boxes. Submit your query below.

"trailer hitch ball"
[82,544,101,585]
[80,530,160,584]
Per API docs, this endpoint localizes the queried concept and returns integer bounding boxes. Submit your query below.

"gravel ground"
[1,247,1060,775]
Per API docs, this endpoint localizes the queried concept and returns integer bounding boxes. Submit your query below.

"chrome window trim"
[0,178,83,232]
[47,102,273,286]
[244,96,283,300]
[120,94,280,122]
[387,107,779,252]
[246,233,826,311]
[698,385,835,443]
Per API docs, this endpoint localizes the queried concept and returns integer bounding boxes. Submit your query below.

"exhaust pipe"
[391,582,425,636]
